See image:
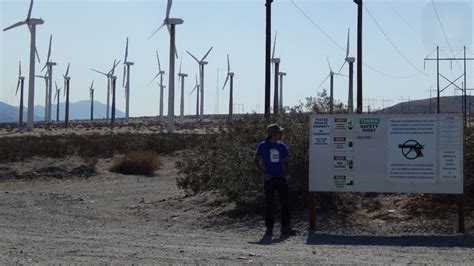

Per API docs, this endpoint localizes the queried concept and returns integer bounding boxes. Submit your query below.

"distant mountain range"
[379,95,474,114]
[0,101,124,123]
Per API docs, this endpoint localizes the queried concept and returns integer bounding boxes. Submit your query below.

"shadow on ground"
[306,232,474,248]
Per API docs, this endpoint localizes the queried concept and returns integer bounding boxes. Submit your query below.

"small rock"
[238,256,247,260]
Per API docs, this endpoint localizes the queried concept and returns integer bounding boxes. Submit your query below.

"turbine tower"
[91,60,120,119]
[16,62,26,128]
[177,57,188,119]
[278,72,286,111]
[123,37,134,120]
[270,32,280,114]
[63,63,71,128]
[222,54,235,119]
[345,29,355,113]
[89,81,95,121]
[187,47,213,121]
[54,81,61,122]
[149,50,166,118]
[41,34,56,123]
[110,75,117,125]
[189,74,200,118]
[149,0,183,133]
[3,0,43,131]
[34,73,49,121]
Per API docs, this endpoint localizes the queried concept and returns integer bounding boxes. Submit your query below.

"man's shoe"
[281,227,297,236]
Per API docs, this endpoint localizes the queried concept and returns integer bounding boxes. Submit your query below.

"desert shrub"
[110,151,160,176]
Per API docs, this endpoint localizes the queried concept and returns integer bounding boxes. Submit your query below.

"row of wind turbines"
[7,0,272,133]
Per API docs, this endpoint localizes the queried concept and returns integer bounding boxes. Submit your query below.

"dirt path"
[0,156,473,264]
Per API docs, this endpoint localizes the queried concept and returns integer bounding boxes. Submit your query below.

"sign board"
[309,114,464,194]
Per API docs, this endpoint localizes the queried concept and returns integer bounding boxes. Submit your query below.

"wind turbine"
[3,0,43,131]
[316,57,347,114]
[222,54,235,119]
[35,72,49,121]
[189,73,200,118]
[63,63,71,128]
[344,29,355,113]
[187,47,213,121]
[149,50,166,118]
[54,81,61,122]
[278,72,286,111]
[41,34,56,123]
[89,81,95,121]
[149,0,183,133]
[123,37,134,120]
[177,57,188,119]
[271,32,281,114]
[16,61,26,128]
[91,60,120,119]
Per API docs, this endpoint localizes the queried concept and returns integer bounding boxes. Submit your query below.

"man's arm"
[255,155,271,181]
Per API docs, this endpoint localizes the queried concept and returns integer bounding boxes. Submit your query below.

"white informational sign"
[309,114,464,194]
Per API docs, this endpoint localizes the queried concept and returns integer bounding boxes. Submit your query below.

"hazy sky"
[1,0,473,117]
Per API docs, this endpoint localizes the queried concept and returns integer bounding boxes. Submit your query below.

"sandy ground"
[0,155,473,264]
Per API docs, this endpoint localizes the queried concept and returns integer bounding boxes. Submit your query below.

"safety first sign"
[309,114,464,194]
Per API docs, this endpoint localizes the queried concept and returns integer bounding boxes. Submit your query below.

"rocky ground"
[0,155,473,264]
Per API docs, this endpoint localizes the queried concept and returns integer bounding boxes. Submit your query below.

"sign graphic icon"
[398,140,424,160]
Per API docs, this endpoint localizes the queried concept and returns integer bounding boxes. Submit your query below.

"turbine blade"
[227,54,231,73]
[3,21,26,31]
[41,64,48,72]
[166,0,172,19]
[316,75,330,90]
[55,81,58,90]
[148,73,160,86]
[346,28,350,59]
[27,0,34,20]
[222,75,229,91]
[148,23,165,39]
[156,50,162,72]
[90,80,94,90]
[202,47,213,61]
[65,63,70,77]
[336,61,346,75]
[124,37,129,62]
[91,69,108,76]
[326,56,333,73]
[122,65,127,87]
[16,79,20,96]
[187,51,200,64]
[179,55,183,74]
[46,34,52,63]
[190,85,198,95]
[334,72,349,77]
[19,61,22,77]
[272,30,277,59]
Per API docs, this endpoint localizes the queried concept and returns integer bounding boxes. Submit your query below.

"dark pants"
[264,176,291,229]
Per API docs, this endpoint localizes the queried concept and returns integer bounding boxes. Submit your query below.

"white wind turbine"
[344,29,355,113]
[271,31,281,114]
[41,34,56,123]
[187,47,213,121]
[63,63,71,128]
[222,54,235,119]
[189,74,200,118]
[149,50,166,118]
[54,81,61,122]
[34,72,49,121]
[16,61,26,128]
[278,72,286,111]
[177,57,188,119]
[149,0,183,133]
[316,57,348,114]
[91,60,121,119]
[3,0,43,131]
[123,37,134,120]
[89,81,95,121]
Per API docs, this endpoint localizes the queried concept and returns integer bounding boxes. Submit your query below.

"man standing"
[255,124,295,236]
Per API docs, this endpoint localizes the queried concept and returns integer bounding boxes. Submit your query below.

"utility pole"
[354,0,363,114]
[265,0,273,117]
[425,46,473,114]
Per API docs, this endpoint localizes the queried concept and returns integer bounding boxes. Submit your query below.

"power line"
[290,0,422,80]
[384,0,418,36]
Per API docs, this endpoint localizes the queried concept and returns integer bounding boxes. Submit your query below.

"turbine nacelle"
[346,57,356,63]
[165,18,184,25]
[271,58,281,64]
[178,73,188,77]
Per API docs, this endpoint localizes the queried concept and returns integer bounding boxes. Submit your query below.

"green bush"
[110,151,161,176]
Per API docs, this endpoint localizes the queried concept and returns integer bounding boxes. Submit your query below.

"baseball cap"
[267,124,283,135]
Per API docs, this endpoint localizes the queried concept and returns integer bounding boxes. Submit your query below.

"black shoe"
[281,227,297,236]
[265,227,273,236]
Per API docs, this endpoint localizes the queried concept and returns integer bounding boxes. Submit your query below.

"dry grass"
[110,151,161,176]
